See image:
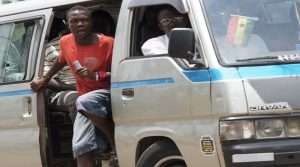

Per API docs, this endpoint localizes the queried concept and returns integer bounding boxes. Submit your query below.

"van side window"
[131,5,190,57]
[130,6,163,57]
[130,6,192,52]
[130,5,203,69]
[0,20,34,83]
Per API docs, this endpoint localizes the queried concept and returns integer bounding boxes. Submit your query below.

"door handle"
[122,88,134,98]
[22,96,32,118]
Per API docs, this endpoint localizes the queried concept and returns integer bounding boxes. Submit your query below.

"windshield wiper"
[236,56,279,62]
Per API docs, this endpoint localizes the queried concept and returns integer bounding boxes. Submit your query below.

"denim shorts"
[72,89,111,158]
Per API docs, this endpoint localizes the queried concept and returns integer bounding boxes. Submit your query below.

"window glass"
[130,5,203,69]
[265,1,293,24]
[203,0,300,65]
[131,5,190,57]
[0,20,34,83]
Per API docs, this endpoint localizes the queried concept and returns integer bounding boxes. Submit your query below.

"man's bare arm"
[31,59,66,92]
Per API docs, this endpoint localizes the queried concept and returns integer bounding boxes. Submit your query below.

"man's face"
[157,9,185,34]
[68,10,92,40]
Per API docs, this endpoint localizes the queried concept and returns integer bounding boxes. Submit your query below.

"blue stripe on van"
[185,64,300,82]
[111,64,300,88]
[111,78,175,89]
[183,70,210,82]
[210,68,240,81]
[238,64,300,79]
[183,68,240,82]
[0,89,33,97]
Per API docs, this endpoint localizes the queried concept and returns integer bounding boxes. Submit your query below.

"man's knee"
[76,90,111,118]
[76,93,89,109]
[76,90,107,109]
[72,141,98,158]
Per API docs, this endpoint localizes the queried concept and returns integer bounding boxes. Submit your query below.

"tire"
[136,140,187,167]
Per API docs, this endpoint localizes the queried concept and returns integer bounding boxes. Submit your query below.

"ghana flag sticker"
[226,15,258,46]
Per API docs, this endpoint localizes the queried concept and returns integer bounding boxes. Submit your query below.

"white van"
[1,0,300,167]
[0,0,121,166]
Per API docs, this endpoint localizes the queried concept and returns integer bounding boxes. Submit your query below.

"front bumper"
[222,138,300,167]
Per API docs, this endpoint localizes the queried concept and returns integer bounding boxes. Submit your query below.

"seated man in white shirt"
[141,5,187,56]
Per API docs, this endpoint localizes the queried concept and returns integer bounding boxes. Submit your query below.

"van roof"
[0,0,95,17]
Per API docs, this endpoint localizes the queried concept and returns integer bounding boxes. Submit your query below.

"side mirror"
[169,28,195,59]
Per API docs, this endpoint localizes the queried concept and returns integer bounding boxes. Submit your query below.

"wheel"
[136,140,187,167]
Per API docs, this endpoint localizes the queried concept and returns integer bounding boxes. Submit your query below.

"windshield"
[203,0,300,65]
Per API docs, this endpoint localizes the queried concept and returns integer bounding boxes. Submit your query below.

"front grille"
[222,138,300,167]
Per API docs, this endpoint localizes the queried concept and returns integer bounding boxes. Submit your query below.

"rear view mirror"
[168,28,195,59]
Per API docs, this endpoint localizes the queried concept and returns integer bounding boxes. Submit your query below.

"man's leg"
[85,112,115,149]
[73,111,106,167]
[77,152,95,167]
[76,89,115,149]
[77,151,94,167]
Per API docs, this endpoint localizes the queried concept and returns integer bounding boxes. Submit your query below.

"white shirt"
[141,34,169,56]
[216,34,269,63]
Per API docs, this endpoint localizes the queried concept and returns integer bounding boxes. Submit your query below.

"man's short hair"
[67,5,91,21]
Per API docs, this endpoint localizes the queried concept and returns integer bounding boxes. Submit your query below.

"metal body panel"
[111,0,217,166]
[0,128,40,166]
[210,67,248,115]
[211,80,248,115]
[115,117,221,167]
[0,9,52,166]
[127,0,188,13]
[111,0,131,81]
[239,64,300,113]
[188,0,221,68]
[0,0,94,17]
[113,57,191,122]
[112,55,210,166]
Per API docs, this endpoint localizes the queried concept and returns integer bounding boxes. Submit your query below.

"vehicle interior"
[205,0,300,65]
[131,4,191,57]
[43,1,121,166]
[254,0,299,51]
[129,4,204,70]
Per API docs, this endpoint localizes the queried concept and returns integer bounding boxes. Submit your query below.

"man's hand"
[30,77,49,92]
[77,67,97,80]
[77,68,111,80]
[105,72,111,77]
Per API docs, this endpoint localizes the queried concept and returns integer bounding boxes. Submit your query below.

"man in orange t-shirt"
[31,5,114,167]
[58,31,112,95]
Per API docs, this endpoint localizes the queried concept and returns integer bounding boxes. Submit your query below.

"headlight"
[220,120,254,141]
[255,119,285,139]
[287,118,300,137]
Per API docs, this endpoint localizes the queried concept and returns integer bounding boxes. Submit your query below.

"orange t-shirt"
[58,34,113,95]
